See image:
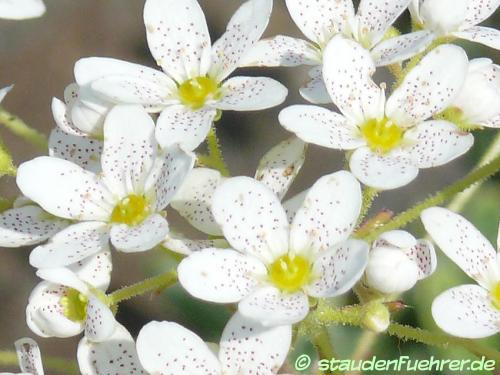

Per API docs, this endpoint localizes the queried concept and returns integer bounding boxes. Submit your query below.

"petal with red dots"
[454,26,500,50]
[403,239,437,280]
[68,250,112,291]
[110,214,169,253]
[462,0,500,28]
[14,337,44,375]
[84,297,116,342]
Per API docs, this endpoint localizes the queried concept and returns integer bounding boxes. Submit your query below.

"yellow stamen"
[268,254,312,293]
[360,117,403,154]
[178,76,220,110]
[60,288,88,322]
[491,282,500,310]
[111,195,150,226]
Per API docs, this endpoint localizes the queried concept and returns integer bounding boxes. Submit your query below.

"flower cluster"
[0,0,499,373]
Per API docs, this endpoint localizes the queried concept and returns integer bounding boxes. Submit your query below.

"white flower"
[74,0,287,152]
[421,207,500,338]
[77,313,292,375]
[0,338,44,375]
[279,37,474,190]
[178,171,369,326]
[365,230,436,294]
[27,254,115,341]
[167,137,307,254]
[16,105,194,271]
[0,0,45,20]
[241,0,423,103]
[444,58,500,129]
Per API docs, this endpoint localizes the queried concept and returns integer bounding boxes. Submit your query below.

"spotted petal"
[29,221,110,269]
[144,0,211,82]
[454,26,500,50]
[219,312,292,374]
[462,0,500,29]
[421,207,496,287]
[14,338,44,375]
[212,177,289,264]
[110,214,169,253]
[0,205,68,248]
[432,284,500,338]
[77,323,146,375]
[238,286,309,326]
[51,97,84,137]
[403,239,436,280]
[136,321,221,375]
[255,137,307,200]
[291,171,362,255]
[155,105,216,152]
[299,66,331,104]
[279,105,365,150]
[386,44,468,126]
[371,31,435,66]
[216,76,288,111]
[178,248,267,303]
[306,239,369,297]
[170,168,223,236]
[84,297,116,342]
[68,250,112,291]
[0,0,45,20]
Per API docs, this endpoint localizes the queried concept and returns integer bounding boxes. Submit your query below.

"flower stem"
[198,126,230,176]
[357,154,500,243]
[0,350,79,375]
[357,187,379,225]
[108,270,177,305]
[0,107,48,150]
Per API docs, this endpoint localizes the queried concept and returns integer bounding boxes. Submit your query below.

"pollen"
[360,117,403,154]
[268,254,312,293]
[178,76,220,110]
[491,282,500,310]
[60,288,88,322]
[111,194,150,226]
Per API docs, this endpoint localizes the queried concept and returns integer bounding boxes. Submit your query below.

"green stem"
[357,187,379,225]
[357,154,500,243]
[311,327,337,375]
[0,350,79,375]
[199,126,230,176]
[0,107,48,150]
[108,270,177,305]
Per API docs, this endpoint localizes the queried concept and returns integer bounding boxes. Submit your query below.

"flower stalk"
[197,126,230,177]
[0,107,48,150]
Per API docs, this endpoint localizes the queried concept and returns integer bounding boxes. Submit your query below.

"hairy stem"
[357,154,500,243]
[0,107,48,150]
[108,270,177,305]
[0,350,79,375]
[357,187,379,225]
[199,126,230,176]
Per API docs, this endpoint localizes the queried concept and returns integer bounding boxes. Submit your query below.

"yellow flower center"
[111,195,150,226]
[360,117,403,154]
[178,76,220,110]
[60,288,88,322]
[491,282,500,310]
[268,255,312,293]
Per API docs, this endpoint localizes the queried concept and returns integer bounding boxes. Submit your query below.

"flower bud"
[361,301,390,333]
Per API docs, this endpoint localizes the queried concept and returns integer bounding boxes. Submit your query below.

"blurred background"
[0,1,499,373]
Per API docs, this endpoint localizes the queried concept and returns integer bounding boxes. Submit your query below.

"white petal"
[421,207,496,285]
[238,286,309,326]
[216,76,287,111]
[14,338,44,375]
[255,137,307,200]
[162,234,228,256]
[110,214,169,253]
[77,323,145,375]
[30,221,110,269]
[306,239,369,297]
[101,105,156,197]
[322,36,384,123]
[178,248,266,303]
[371,31,435,66]
[355,0,412,47]
[482,112,500,128]
[376,229,417,248]
[349,147,419,190]
[84,297,116,342]
[212,176,289,263]
[0,205,67,248]
[299,66,332,104]
[462,0,500,28]
[17,156,114,221]
[454,26,500,50]
[155,105,216,152]
[404,239,437,279]
[290,171,362,255]
[144,145,195,210]
[386,44,468,126]
[36,267,89,294]
[26,282,83,338]
[210,0,273,81]
[144,0,211,82]
[0,0,45,20]
[136,321,221,375]
[170,168,223,236]
[240,35,321,67]
[432,284,500,338]
[0,85,13,103]
[419,0,468,34]
[285,0,354,45]
[283,190,308,224]
[48,128,102,173]
[219,312,292,374]
[68,250,112,291]
[279,105,365,150]
[404,120,474,168]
